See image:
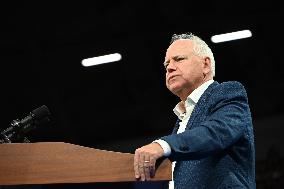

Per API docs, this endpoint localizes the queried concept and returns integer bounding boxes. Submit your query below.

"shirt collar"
[173,79,214,119]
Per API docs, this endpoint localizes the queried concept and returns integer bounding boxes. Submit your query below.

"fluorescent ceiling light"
[211,30,252,43]
[82,53,122,67]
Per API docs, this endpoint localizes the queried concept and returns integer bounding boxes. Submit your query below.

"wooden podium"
[0,142,171,186]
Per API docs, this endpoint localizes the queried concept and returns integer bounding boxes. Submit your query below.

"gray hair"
[171,33,215,77]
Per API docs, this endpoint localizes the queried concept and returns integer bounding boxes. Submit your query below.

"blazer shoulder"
[214,81,246,92]
[210,81,248,100]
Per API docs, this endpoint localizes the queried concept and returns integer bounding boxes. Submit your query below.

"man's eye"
[176,57,185,61]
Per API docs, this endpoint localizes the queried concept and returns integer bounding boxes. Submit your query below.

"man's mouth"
[168,75,178,81]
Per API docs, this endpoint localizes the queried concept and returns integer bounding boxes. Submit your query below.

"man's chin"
[168,85,182,96]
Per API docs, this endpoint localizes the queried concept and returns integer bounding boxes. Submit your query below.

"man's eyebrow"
[165,55,187,62]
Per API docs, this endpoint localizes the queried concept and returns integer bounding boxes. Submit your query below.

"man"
[134,33,255,189]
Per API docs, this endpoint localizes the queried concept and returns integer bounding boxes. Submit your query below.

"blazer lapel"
[172,119,181,134]
[185,81,219,130]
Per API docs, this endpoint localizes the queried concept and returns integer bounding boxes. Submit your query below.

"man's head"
[164,33,215,101]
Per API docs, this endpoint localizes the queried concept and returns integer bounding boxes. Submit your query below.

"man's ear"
[203,57,211,75]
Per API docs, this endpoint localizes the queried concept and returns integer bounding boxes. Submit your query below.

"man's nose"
[166,61,177,72]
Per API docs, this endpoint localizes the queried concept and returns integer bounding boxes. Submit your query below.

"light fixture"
[82,53,122,67]
[211,30,252,43]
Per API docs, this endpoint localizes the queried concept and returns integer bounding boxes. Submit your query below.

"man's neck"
[179,77,213,101]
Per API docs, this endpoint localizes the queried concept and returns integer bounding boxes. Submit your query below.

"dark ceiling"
[1,1,284,157]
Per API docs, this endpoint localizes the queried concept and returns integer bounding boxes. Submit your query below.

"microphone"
[0,105,51,143]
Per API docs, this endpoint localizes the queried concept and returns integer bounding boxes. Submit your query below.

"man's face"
[164,40,205,98]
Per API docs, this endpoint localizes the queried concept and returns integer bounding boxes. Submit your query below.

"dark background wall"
[1,1,284,188]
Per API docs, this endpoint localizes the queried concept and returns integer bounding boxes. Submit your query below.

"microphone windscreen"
[32,105,51,120]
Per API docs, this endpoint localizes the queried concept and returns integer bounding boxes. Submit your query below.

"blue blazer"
[161,81,255,189]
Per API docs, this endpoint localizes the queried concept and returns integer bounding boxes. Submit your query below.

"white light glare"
[211,30,252,43]
[82,53,122,67]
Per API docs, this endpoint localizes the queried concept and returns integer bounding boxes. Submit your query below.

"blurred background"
[1,1,284,188]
